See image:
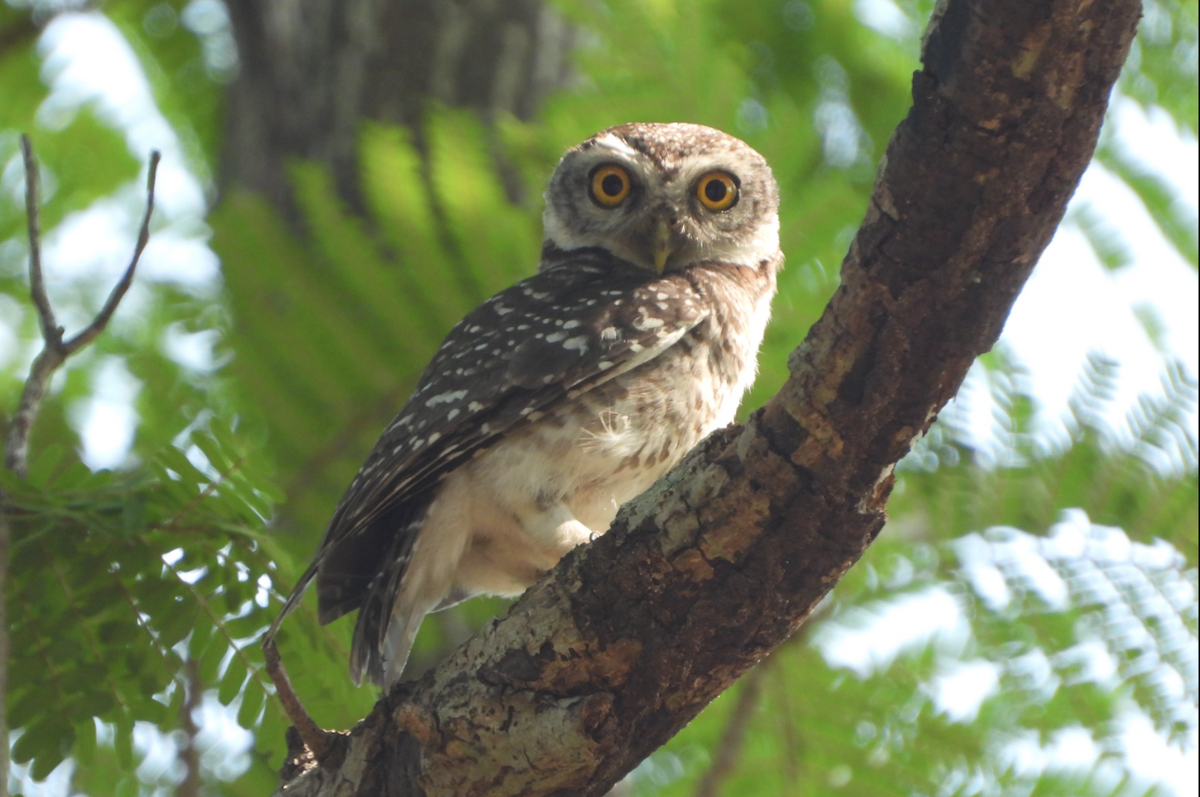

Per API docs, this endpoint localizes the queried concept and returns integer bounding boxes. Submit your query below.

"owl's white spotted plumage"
[277,123,783,689]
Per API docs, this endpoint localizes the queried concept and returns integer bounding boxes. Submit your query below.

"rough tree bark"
[221,0,573,213]
[270,0,1141,792]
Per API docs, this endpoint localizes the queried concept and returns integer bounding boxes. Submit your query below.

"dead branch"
[0,140,160,797]
[3,138,160,476]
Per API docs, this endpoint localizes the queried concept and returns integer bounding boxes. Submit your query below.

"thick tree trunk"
[270,0,1140,792]
[221,0,573,213]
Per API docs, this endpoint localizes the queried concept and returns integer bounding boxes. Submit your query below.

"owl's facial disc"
[542,123,780,274]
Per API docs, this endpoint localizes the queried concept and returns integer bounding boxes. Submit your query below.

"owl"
[276,123,782,689]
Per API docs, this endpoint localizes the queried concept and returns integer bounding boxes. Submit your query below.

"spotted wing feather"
[285,253,707,630]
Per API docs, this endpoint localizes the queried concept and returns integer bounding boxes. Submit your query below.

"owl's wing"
[274,253,709,630]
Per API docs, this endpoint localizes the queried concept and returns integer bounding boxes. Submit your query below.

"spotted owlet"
[276,123,782,689]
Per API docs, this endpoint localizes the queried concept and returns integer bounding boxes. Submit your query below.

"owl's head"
[542,123,781,275]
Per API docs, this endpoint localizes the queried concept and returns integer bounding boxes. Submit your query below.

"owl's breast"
[457,261,774,565]
[559,307,763,529]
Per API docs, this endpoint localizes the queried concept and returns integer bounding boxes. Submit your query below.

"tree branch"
[3,140,160,477]
[20,138,59,348]
[263,635,344,764]
[62,153,159,355]
[1,141,160,797]
[270,0,1141,792]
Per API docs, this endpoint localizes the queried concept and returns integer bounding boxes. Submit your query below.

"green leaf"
[191,428,233,471]
[74,691,117,720]
[219,658,248,705]
[226,611,268,640]
[116,776,139,797]
[114,713,134,770]
[1119,0,1199,136]
[75,717,97,765]
[1069,202,1134,271]
[238,677,266,728]
[157,445,210,490]
[11,721,52,766]
[26,443,65,489]
[29,723,72,781]
[197,634,229,685]
[155,603,197,649]
[1098,143,1199,269]
[189,617,216,659]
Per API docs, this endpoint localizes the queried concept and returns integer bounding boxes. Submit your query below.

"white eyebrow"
[594,133,639,158]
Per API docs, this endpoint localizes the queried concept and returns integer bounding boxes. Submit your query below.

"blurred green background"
[0,0,1196,794]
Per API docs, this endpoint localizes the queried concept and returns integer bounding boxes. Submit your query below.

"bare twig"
[0,138,160,797]
[62,151,159,355]
[20,137,59,346]
[3,137,160,476]
[263,636,339,762]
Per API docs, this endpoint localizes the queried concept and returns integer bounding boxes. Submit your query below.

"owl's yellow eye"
[590,165,632,207]
[696,171,739,211]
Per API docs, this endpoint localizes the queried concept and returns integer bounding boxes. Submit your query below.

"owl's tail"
[348,514,428,688]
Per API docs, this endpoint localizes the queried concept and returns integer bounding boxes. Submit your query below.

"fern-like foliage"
[2,420,284,782]
[897,354,1198,560]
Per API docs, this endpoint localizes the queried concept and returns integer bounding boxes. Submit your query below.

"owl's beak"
[653,216,674,274]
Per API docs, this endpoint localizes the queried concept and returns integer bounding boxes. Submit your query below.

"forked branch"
[3,137,161,476]
[0,136,160,797]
